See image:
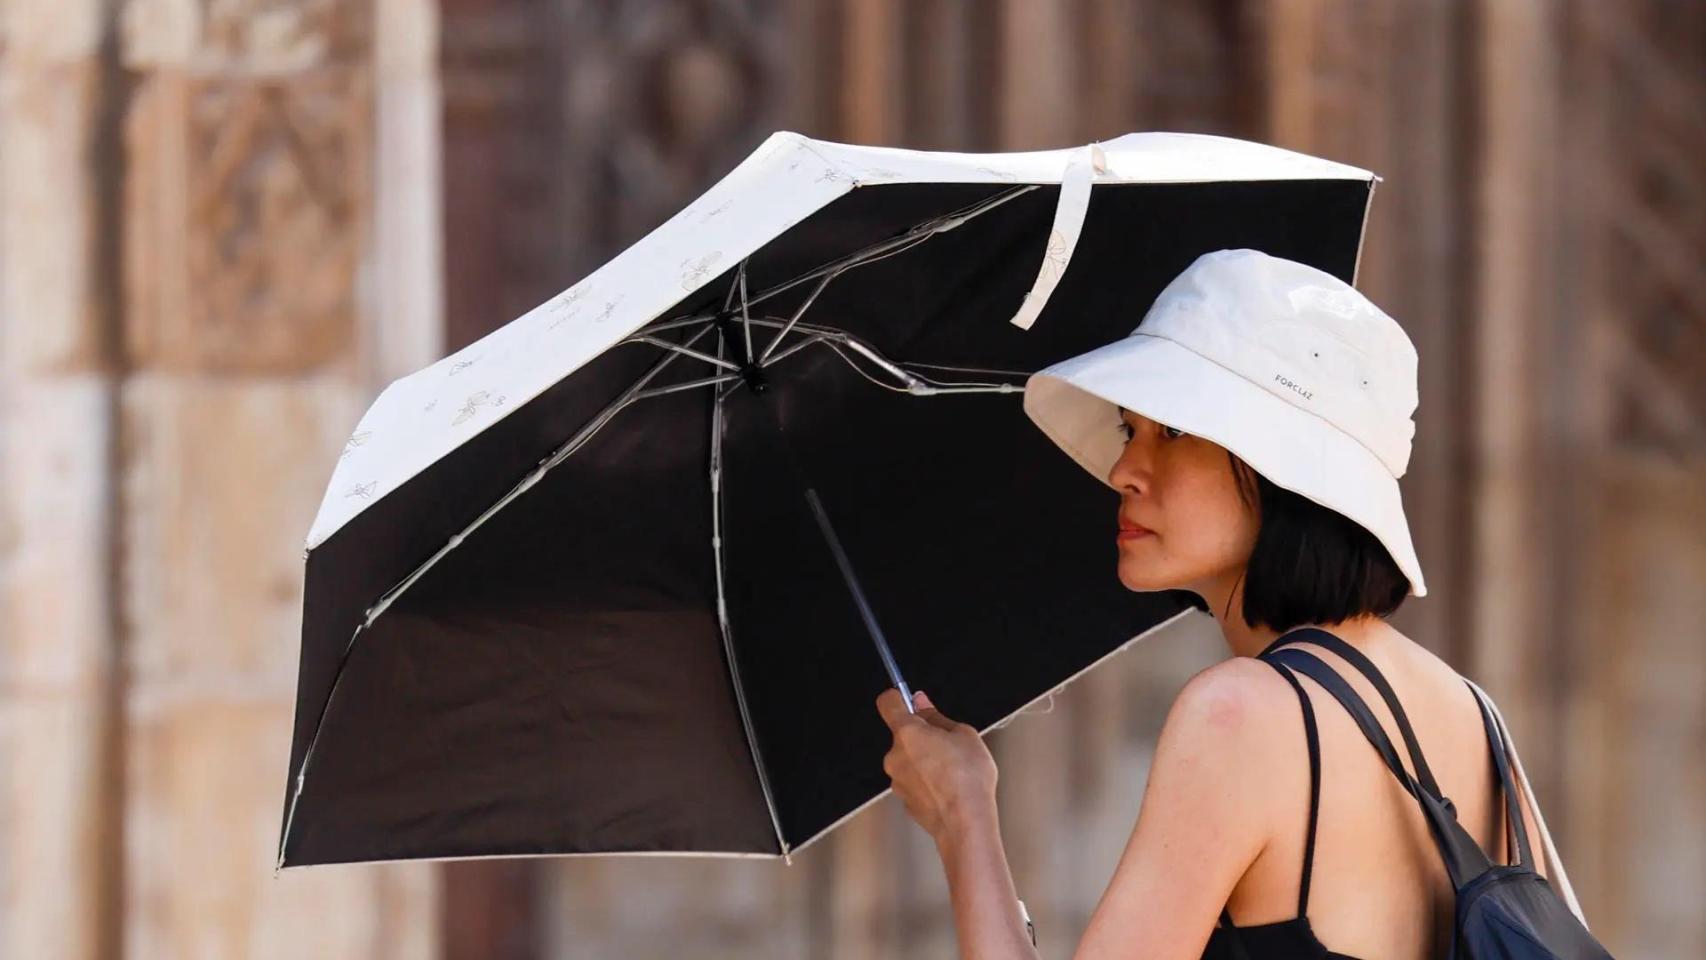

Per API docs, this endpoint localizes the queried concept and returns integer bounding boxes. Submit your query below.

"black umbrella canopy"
[279,133,1374,867]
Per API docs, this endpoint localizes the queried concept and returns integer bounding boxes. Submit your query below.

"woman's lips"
[1117,526,1153,542]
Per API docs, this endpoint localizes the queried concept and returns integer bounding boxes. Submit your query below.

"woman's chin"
[1115,561,1170,593]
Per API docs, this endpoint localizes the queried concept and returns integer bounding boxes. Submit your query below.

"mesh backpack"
[1259,628,1613,960]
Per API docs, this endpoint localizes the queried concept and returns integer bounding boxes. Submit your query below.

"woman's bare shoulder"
[1137,657,1308,852]
[1159,656,1306,767]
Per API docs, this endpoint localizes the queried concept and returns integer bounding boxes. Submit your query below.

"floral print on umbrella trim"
[345,480,377,500]
[449,357,478,376]
[548,305,584,331]
[339,430,372,460]
[452,391,508,425]
[545,286,587,320]
[1035,229,1070,287]
[696,198,735,223]
[592,296,624,324]
[853,165,903,184]
[547,296,586,331]
[679,253,723,291]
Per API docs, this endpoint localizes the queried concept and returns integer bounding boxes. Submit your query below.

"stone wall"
[1,0,442,955]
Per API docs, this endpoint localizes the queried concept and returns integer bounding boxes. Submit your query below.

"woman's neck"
[1200,568,1386,658]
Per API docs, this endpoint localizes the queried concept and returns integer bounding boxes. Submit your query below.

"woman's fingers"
[878,687,963,733]
[912,690,963,731]
[874,687,924,731]
[874,687,997,842]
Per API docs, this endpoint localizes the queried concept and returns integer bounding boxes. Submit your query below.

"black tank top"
[1200,631,1366,960]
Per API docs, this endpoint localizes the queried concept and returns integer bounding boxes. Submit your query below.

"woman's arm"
[877,659,1285,960]
[935,799,1041,960]
[876,688,1039,960]
[1070,659,1284,959]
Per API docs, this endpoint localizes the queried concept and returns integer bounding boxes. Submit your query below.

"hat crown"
[1133,249,1419,477]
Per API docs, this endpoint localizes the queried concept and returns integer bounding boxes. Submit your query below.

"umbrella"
[277,130,1378,868]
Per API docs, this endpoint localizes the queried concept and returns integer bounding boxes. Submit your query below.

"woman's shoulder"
[1157,656,1307,771]
[1142,656,1310,843]
[1172,654,1301,727]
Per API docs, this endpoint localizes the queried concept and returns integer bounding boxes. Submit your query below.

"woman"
[873,249,1549,959]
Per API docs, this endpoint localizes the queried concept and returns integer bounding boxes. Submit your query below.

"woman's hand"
[874,688,999,846]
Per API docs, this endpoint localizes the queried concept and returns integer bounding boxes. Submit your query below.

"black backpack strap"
[1266,648,1492,887]
[1261,659,1322,917]
[1466,678,1534,868]
[1262,627,1447,809]
[1265,648,1423,798]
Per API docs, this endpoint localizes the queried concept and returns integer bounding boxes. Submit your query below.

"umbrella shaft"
[804,487,915,714]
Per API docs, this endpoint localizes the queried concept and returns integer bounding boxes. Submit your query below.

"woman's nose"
[1107,437,1151,492]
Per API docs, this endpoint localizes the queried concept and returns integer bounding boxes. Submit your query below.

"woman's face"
[1108,407,1260,596]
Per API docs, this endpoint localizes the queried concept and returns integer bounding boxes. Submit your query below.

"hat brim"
[1022,333,1427,598]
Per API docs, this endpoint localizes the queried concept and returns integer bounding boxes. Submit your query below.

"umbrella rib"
[631,372,743,401]
[702,316,1027,399]
[821,341,911,394]
[629,335,742,372]
[755,331,831,370]
[276,619,366,871]
[278,322,731,868]
[635,313,719,336]
[709,329,793,862]
[737,258,756,366]
[759,324,1026,398]
[903,360,1036,379]
[652,184,1040,380]
[651,175,1009,361]
[737,184,1039,316]
[755,268,839,366]
[749,229,935,367]
[745,186,1036,366]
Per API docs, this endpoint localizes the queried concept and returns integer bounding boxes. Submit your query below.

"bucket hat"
[1022,247,1427,597]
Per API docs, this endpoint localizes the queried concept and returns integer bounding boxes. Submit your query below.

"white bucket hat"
[1022,247,1427,597]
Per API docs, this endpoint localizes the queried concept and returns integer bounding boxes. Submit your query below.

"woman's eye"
[1118,421,1185,441]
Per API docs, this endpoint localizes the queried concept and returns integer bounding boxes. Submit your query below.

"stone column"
[97,0,437,955]
[0,2,122,956]
[1466,0,1561,765]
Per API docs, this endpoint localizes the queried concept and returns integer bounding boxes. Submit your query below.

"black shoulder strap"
[1262,659,1321,917]
[1266,647,1493,888]
[1265,648,1422,798]
[1262,627,1446,806]
[1466,679,1533,868]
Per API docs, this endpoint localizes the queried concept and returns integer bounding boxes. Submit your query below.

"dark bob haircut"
[1175,450,1411,630]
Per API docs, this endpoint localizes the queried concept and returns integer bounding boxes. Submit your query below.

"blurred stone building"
[0,1,1699,958]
